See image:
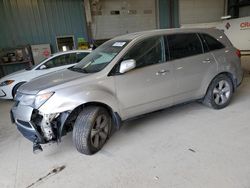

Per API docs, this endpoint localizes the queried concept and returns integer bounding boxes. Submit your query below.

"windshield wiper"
[68,67,88,73]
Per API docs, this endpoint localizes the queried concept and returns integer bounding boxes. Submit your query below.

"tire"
[73,106,112,155]
[12,82,26,98]
[202,74,233,109]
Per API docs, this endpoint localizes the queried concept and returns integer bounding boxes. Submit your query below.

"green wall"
[0,0,88,52]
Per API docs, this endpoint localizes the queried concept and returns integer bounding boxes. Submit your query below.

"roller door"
[90,0,157,40]
[179,0,225,24]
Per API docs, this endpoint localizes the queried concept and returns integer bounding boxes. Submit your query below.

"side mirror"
[119,59,136,74]
[39,65,47,70]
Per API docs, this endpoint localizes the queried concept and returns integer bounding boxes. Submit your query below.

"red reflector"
[236,49,241,58]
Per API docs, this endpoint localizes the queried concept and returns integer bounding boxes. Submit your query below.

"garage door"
[91,0,157,40]
[179,0,225,24]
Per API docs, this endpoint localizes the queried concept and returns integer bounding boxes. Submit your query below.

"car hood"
[19,69,88,95]
[0,69,29,81]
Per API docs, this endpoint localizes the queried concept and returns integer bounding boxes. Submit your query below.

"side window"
[76,52,89,62]
[65,53,77,64]
[44,55,66,68]
[123,36,164,69]
[201,34,225,51]
[43,58,56,69]
[44,53,78,68]
[167,33,203,60]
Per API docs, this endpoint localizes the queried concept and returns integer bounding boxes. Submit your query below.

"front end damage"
[11,104,77,153]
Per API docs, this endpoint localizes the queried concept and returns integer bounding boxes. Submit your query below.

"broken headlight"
[15,92,54,109]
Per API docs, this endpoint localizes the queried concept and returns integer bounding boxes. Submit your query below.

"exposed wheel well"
[60,102,122,138]
[81,102,122,130]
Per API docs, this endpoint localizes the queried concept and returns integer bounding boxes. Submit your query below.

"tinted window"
[201,34,224,51]
[65,53,77,64]
[43,55,66,68]
[123,36,164,68]
[167,33,202,60]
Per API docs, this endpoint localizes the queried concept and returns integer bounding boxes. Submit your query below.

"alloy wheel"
[213,80,231,105]
[90,114,110,149]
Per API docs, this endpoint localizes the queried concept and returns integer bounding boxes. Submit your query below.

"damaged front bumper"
[11,102,71,146]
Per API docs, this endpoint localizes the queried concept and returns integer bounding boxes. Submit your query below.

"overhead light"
[221,15,232,20]
[62,46,67,52]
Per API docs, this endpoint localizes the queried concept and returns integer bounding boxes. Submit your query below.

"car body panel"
[38,74,119,114]
[114,61,176,119]
[172,52,218,103]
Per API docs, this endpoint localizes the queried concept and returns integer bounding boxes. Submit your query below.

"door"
[114,36,176,119]
[166,33,217,103]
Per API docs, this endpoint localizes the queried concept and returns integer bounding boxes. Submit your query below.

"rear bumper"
[236,68,244,87]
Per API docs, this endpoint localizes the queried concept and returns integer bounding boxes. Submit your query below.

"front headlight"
[19,94,36,106]
[16,92,54,109]
[0,80,15,86]
[34,92,54,109]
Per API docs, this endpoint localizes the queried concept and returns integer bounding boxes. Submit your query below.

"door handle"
[202,58,211,63]
[156,69,169,75]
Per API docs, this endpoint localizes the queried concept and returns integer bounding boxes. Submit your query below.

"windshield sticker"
[112,42,126,47]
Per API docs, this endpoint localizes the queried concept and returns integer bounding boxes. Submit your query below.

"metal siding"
[0,0,87,52]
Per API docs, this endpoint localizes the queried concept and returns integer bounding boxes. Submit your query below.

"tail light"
[236,49,241,58]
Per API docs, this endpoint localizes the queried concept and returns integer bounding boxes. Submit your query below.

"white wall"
[179,0,225,25]
[91,0,157,40]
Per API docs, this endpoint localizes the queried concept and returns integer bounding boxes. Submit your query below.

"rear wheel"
[203,74,233,109]
[73,106,112,155]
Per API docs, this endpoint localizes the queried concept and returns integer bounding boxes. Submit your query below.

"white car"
[0,50,91,99]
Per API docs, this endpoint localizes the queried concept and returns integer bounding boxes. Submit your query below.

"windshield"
[69,40,129,73]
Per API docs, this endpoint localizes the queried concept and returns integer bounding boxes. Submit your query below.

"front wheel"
[73,106,112,155]
[203,74,233,109]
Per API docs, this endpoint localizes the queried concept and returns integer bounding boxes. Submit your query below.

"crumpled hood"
[19,69,88,95]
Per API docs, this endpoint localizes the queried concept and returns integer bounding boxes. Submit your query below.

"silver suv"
[11,28,243,155]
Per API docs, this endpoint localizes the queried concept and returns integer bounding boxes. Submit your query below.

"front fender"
[38,89,119,115]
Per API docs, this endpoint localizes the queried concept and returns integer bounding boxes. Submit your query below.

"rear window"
[167,33,203,60]
[201,34,225,52]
